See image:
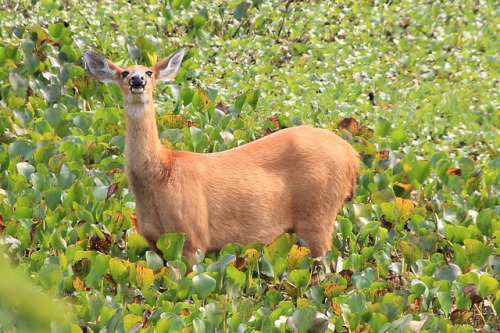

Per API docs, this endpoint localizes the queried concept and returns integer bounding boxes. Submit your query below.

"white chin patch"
[130,86,144,94]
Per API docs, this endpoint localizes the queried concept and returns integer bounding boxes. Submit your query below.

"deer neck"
[124,98,166,175]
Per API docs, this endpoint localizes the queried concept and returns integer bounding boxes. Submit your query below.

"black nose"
[130,75,145,86]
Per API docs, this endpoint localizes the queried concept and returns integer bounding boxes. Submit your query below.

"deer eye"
[145,70,153,77]
[121,71,130,78]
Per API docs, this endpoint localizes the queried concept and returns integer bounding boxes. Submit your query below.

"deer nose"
[130,75,145,86]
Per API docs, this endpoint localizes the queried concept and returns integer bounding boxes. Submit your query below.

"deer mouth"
[130,85,145,94]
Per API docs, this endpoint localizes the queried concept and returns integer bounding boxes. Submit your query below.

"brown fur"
[84,49,360,264]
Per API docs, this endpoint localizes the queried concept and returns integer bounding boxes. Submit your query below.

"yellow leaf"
[73,276,85,292]
[395,197,415,222]
[162,114,188,129]
[136,265,155,288]
[245,248,261,266]
[198,87,210,110]
[124,314,144,332]
[399,240,418,265]
[286,244,310,270]
[323,283,347,299]
[331,300,342,316]
[359,125,374,139]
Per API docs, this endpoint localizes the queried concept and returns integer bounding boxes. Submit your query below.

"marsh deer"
[84,49,359,265]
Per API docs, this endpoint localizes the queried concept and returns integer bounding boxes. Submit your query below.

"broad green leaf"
[434,264,462,282]
[476,209,496,237]
[375,119,391,137]
[233,1,251,21]
[478,275,498,297]
[156,314,183,332]
[16,162,35,179]
[190,126,203,149]
[289,269,310,289]
[226,264,246,288]
[464,238,492,267]
[247,89,260,110]
[145,251,164,272]
[193,273,216,299]
[388,314,412,333]
[9,140,37,159]
[409,160,431,184]
[43,107,65,127]
[157,233,186,262]
[193,13,206,29]
[339,218,352,241]
[436,292,453,316]
[263,233,297,276]
[44,187,62,211]
[38,262,63,290]
[109,258,128,283]
[292,306,316,333]
[48,22,64,39]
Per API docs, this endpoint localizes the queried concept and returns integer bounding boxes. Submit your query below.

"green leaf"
[61,45,77,63]
[189,126,203,150]
[476,209,496,237]
[48,23,64,39]
[0,146,9,172]
[233,1,251,21]
[434,264,462,282]
[127,233,150,258]
[445,224,471,244]
[109,258,128,283]
[44,187,62,211]
[289,269,310,289]
[370,189,394,205]
[247,89,260,110]
[156,314,183,332]
[464,238,492,267]
[388,314,412,333]
[478,275,498,297]
[193,13,206,29]
[146,251,164,272]
[94,108,120,125]
[263,233,297,276]
[9,140,37,159]
[409,160,431,184]
[43,107,65,127]
[193,273,216,299]
[226,264,246,288]
[94,254,110,276]
[375,118,391,137]
[38,262,63,290]
[436,292,453,316]
[292,306,316,332]
[51,229,67,250]
[391,129,407,143]
[156,233,186,261]
[16,162,35,179]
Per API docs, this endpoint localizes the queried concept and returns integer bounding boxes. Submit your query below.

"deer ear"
[83,50,122,83]
[153,48,187,82]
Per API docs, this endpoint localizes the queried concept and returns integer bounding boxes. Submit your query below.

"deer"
[83,48,360,266]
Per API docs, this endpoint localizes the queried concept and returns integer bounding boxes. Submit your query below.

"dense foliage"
[0,0,499,332]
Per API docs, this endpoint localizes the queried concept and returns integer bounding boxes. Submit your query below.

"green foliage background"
[0,0,499,332]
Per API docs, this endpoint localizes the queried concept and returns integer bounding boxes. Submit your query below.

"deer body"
[84,49,359,264]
